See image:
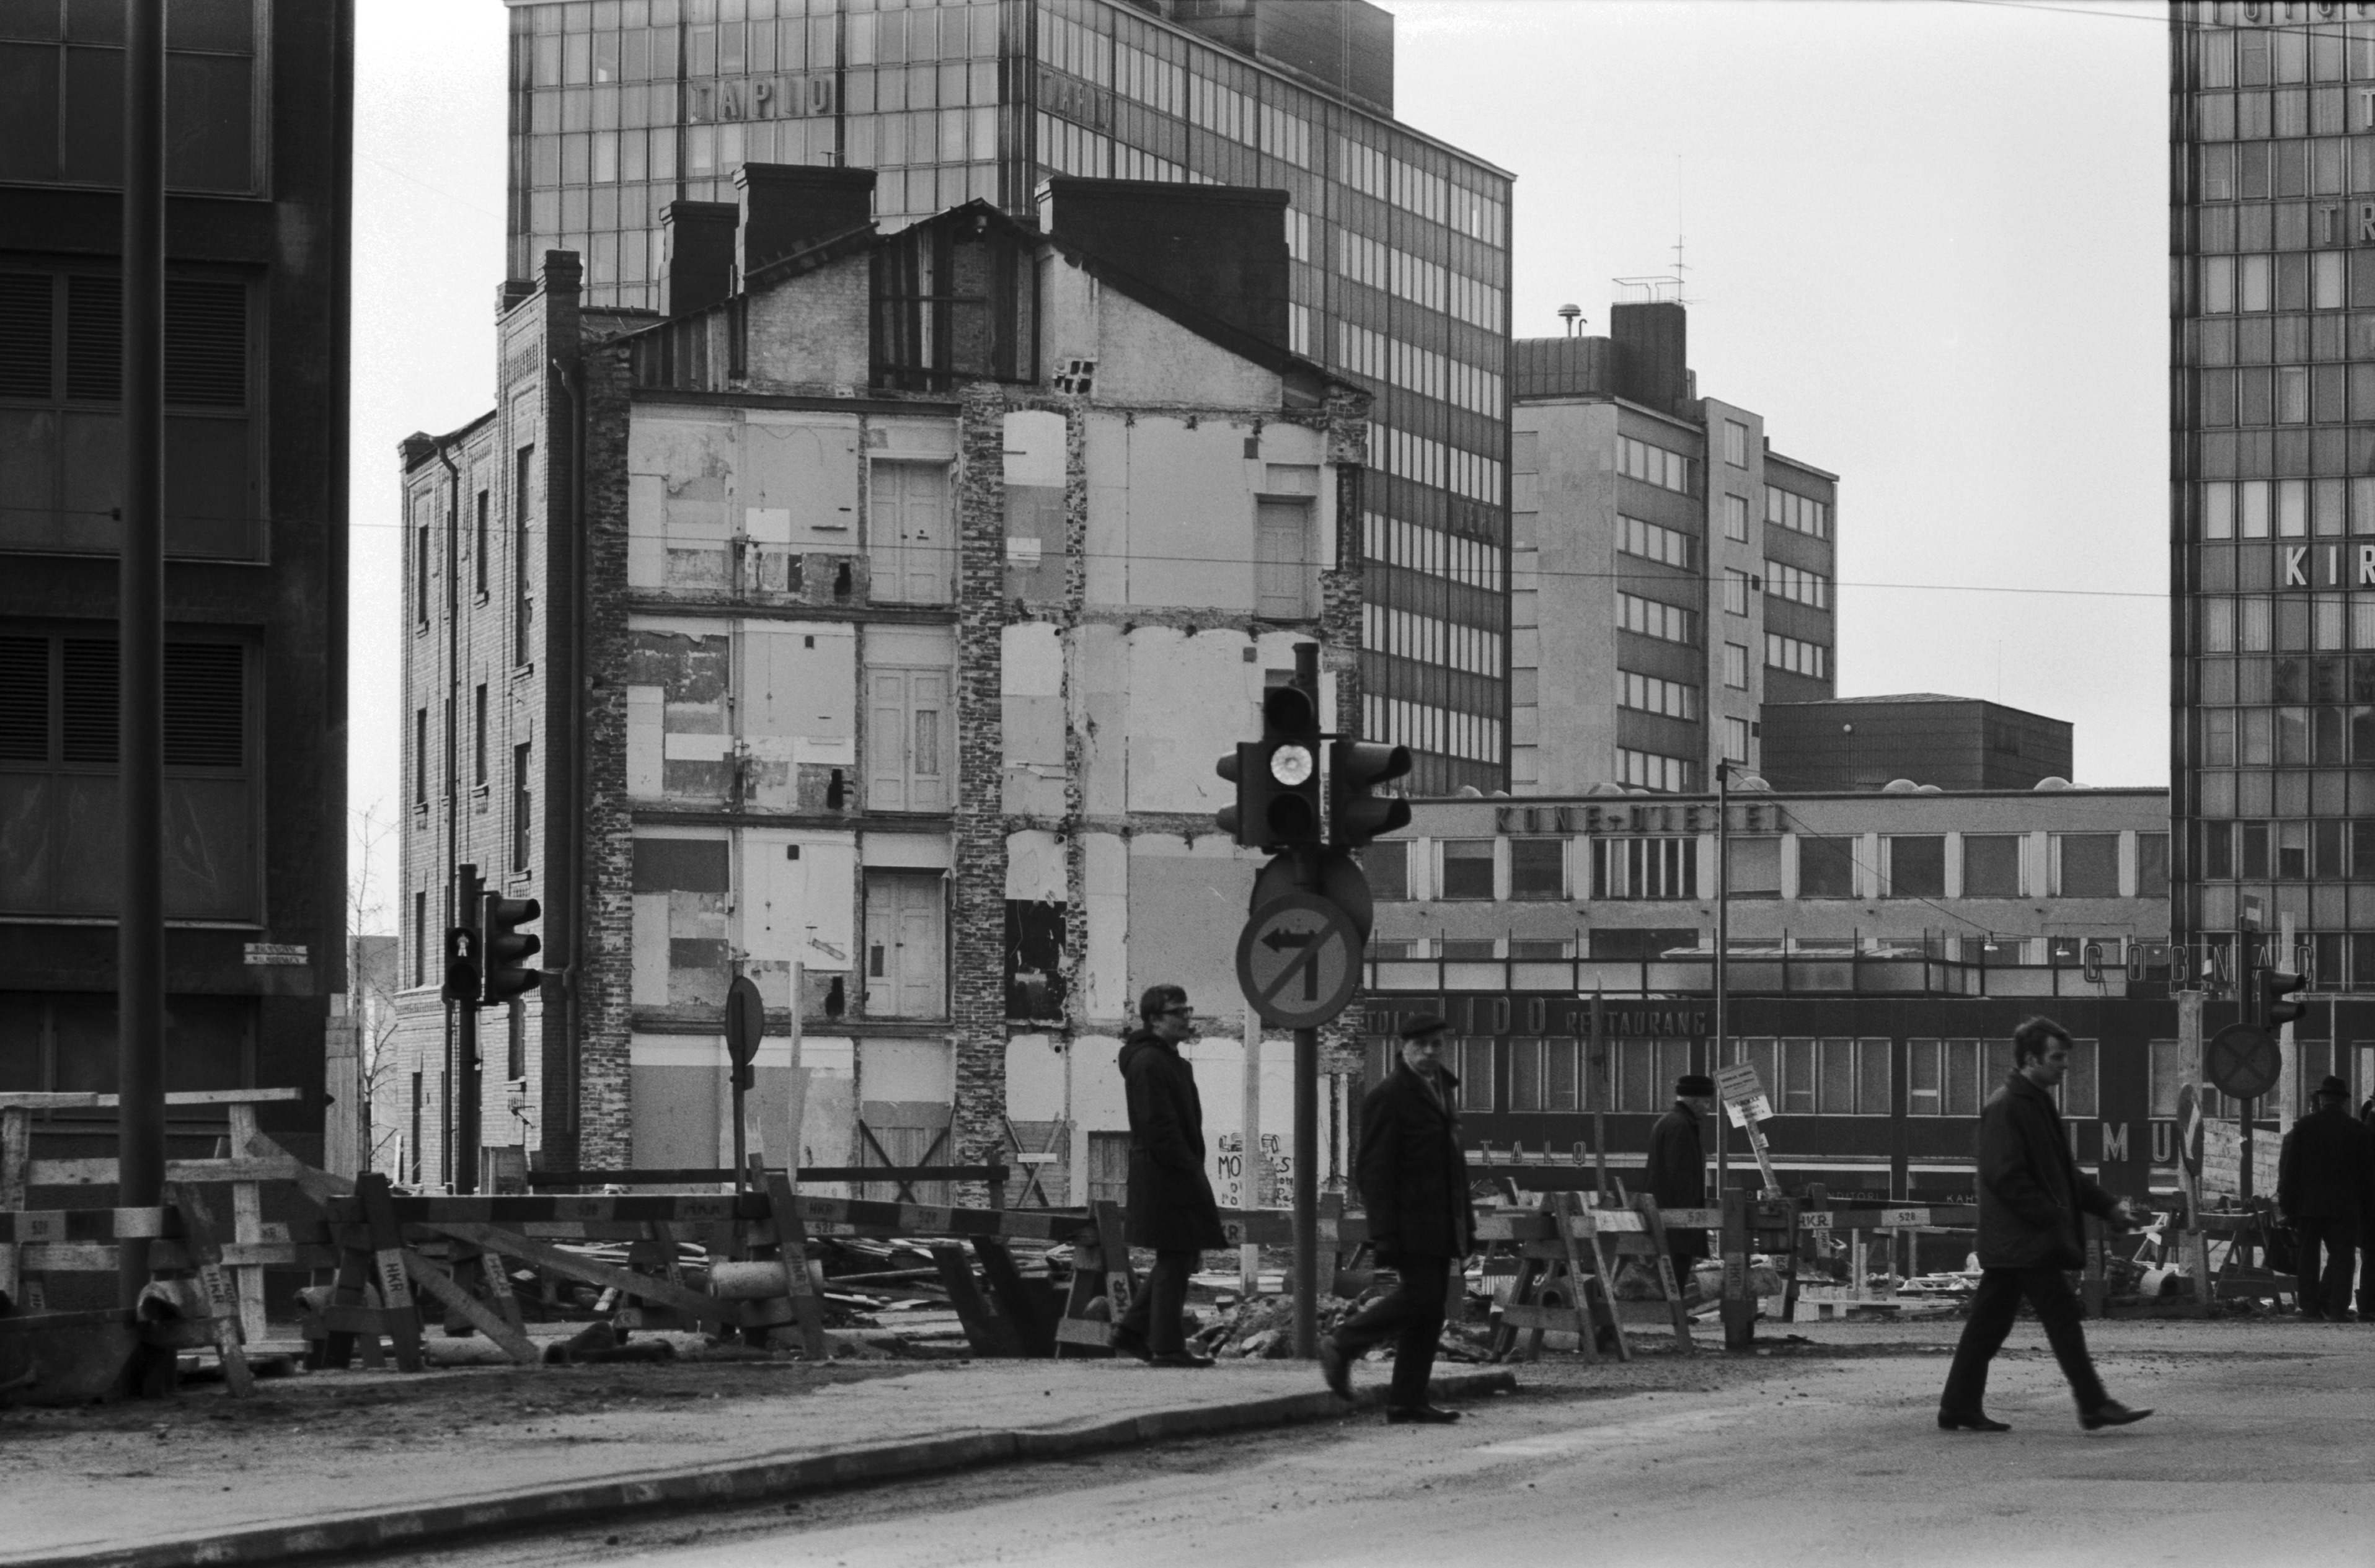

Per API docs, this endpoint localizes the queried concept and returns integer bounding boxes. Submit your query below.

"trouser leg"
[2297,1223,2327,1318]
[2308,1219,2357,1319]
[1939,1268,2024,1416]
[1133,1249,1197,1355]
[1384,1257,1451,1410]
[2020,1266,2109,1414]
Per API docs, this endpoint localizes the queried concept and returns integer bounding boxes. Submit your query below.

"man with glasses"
[1112,984,1228,1368]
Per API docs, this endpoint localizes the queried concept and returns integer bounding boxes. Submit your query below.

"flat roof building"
[1759,694,2074,793]
[502,0,1514,794]
[1510,301,1838,796]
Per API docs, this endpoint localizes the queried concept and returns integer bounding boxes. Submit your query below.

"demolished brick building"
[392,169,1370,1199]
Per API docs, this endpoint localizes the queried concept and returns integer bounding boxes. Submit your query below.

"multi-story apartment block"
[2170,4,2375,992]
[502,0,1511,796]
[1508,302,1838,796]
[0,2,352,1165]
[394,169,1368,1196]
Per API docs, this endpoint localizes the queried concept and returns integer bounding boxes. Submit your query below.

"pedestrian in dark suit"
[1937,1016,2149,1434]
[1647,1073,1715,1292]
[1321,1014,1476,1424]
[1110,984,1228,1368]
[2279,1074,2375,1321]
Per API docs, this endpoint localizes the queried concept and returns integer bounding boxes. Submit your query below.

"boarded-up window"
[1728,836,1780,897]
[631,834,731,1008]
[0,630,254,918]
[1254,498,1311,619]
[1086,1130,1131,1210]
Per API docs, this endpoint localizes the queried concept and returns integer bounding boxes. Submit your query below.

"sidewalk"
[0,1347,1515,1568]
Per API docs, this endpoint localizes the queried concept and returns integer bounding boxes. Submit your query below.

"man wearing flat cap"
[1321,1014,1475,1423]
[2279,1072,2375,1321]
[1648,1072,1716,1291]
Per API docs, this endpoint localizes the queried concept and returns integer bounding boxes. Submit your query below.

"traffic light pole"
[1288,646,1324,1360]
[454,864,482,1196]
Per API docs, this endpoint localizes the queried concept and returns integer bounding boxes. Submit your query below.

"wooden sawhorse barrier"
[1485,1194,1697,1363]
[0,1087,308,1340]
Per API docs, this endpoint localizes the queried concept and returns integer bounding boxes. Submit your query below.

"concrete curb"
[5,1368,1517,1568]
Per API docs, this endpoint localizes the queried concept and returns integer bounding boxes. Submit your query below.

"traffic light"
[1329,738,1412,850]
[2262,964,2307,1027]
[440,926,481,1005]
[483,894,543,1005]
[1215,685,1324,850]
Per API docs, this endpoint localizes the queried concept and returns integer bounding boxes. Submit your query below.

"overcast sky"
[347,0,2168,922]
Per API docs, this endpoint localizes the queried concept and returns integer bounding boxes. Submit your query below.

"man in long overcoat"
[1320,1015,1475,1423]
[1112,983,1228,1367]
[1937,1016,2149,1433]
[1647,1073,1715,1292]
[2278,1073,2375,1321]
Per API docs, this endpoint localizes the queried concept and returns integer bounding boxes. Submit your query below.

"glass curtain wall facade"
[2172,2,2375,989]
[504,0,1513,793]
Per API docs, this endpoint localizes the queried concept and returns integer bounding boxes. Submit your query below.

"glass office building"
[2171,3,2375,988]
[503,0,1513,793]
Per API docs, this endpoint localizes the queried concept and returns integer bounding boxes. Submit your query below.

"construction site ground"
[9,1310,2356,1567]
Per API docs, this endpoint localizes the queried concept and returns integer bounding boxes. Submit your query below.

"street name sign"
[1236,891,1361,1029]
[1715,1061,1772,1127]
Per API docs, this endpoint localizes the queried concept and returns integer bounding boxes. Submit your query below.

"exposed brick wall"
[948,383,1012,1197]
[572,335,640,1168]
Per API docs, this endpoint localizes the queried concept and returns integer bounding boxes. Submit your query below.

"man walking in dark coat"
[1939,1016,2150,1433]
[1111,984,1228,1368]
[2279,1073,2375,1321]
[1320,1015,1476,1424]
[1647,1073,1715,1294]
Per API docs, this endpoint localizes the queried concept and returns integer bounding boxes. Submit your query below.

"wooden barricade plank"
[1053,1202,1133,1354]
[1,1104,30,1308]
[425,1221,745,1334]
[930,1242,1023,1357]
[401,1248,539,1364]
[971,1238,1056,1357]
[756,1162,834,1359]
[1570,1194,1630,1363]
[1630,1196,1697,1352]
[356,1172,425,1373]
[161,1184,255,1397]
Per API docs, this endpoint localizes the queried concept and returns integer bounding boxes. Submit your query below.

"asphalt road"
[406,1322,2375,1568]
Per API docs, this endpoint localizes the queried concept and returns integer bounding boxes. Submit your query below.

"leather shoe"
[1318,1337,1352,1398]
[1148,1350,1214,1369]
[1108,1326,1152,1363]
[2080,1400,2152,1431]
[1385,1404,1462,1425]
[1937,1410,2010,1433]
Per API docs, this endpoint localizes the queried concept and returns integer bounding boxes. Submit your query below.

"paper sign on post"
[1715,1062,1771,1125]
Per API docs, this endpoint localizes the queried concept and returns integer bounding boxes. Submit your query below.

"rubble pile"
[1187,1290,1500,1363]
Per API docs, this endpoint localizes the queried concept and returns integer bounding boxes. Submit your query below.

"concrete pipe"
[708,1259,828,1300]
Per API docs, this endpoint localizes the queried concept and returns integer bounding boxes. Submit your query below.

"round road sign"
[1236,891,1362,1029]
[725,974,765,1067]
[2205,1021,2281,1100]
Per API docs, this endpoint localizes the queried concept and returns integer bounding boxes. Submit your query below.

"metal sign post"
[1590,989,1608,1202]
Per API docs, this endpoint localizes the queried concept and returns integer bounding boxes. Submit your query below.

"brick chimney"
[1037,177,1291,353]
[736,162,877,279]
[659,200,740,317]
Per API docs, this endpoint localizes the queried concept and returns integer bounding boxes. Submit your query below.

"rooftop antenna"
[1557,303,1583,338]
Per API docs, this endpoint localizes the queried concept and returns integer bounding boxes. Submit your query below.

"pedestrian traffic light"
[2262,964,2307,1027]
[483,894,543,1005]
[1215,685,1324,850]
[440,926,482,1006]
[1328,738,1411,850]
